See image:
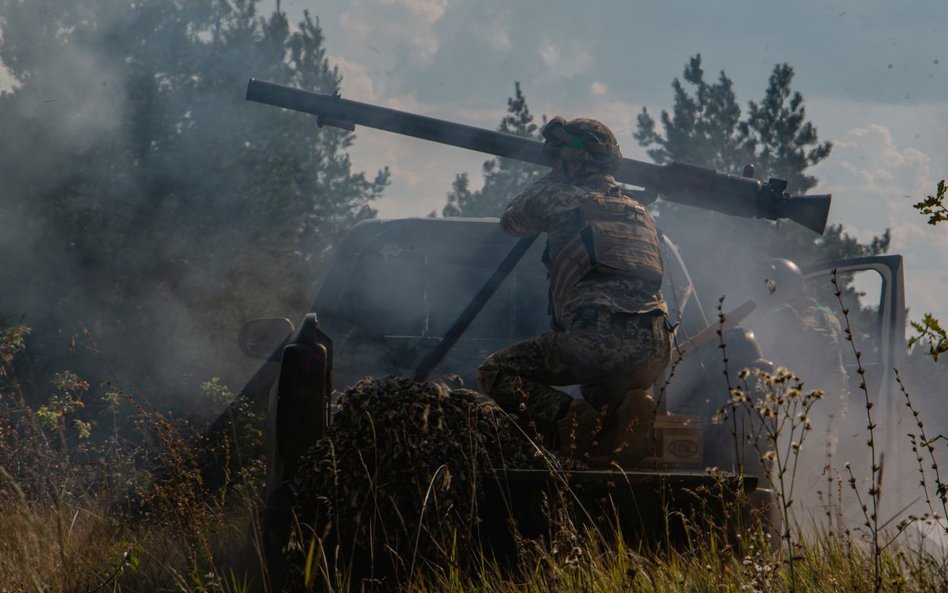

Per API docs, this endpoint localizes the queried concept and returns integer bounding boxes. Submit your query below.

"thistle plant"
[896,369,948,534]
[832,269,885,592]
[715,366,824,590]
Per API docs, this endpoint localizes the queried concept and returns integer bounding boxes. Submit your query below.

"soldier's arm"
[499,177,553,236]
[500,176,584,237]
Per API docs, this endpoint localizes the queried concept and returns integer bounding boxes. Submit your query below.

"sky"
[262,0,947,326]
[1,0,943,323]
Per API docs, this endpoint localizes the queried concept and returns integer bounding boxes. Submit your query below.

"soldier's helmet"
[748,258,805,306]
[541,116,622,172]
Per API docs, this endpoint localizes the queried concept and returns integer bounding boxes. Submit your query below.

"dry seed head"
[729,388,748,404]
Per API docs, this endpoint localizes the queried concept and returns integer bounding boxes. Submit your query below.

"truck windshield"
[338,231,549,342]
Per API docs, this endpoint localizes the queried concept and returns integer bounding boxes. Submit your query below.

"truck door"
[800,255,912,519]
[800,255,905,420]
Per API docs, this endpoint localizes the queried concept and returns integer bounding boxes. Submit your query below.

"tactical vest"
[547,190,664,321]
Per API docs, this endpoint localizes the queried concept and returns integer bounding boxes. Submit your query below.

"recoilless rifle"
[245,78,831,235]
[244,78,833,381]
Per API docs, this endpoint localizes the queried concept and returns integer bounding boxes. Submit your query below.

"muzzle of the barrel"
[778,194,831,235]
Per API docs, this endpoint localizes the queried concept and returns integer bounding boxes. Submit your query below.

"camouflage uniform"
[478,173,672,446]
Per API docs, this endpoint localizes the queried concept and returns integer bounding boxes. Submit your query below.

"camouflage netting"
[291,376,548,578]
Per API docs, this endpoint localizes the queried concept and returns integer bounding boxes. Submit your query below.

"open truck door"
[800,255,911,521]
[800,255,905,426]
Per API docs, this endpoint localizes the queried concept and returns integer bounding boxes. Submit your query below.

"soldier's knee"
[477,362,527,415]
[478,351,512,392]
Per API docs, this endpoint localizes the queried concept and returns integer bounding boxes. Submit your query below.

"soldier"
[477,117,672,463]
[744,258,849,401]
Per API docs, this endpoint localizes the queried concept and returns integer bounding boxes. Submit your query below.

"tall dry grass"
[0,322,267,592]
[2,293,948,593]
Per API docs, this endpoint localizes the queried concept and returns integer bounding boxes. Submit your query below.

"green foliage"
[2,321,948,592]
[739,64,833,194]
[907,313,948,361]
[635,54,751,173]
[635,54,831,194]
[201,376,236,410]
[913,179,948,225]
[0,331,267,591]
[442,82,546,217]
[0,0,388,404]
[906,181,948,361]
[0,323,30,379]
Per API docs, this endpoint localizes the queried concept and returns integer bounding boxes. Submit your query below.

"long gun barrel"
[246,78,831,234]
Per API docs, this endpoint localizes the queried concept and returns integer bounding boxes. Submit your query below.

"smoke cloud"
[0,0,387,416]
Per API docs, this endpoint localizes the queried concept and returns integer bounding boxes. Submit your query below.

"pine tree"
[739,64,833,194]
[635,54,832,193]
[635,55,751,173]
[0,0,388,401]
[634,54,888,307]
[442,82,545,217]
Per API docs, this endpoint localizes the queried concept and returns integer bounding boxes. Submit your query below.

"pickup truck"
[235,214,906,579]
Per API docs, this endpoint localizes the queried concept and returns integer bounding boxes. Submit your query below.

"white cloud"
[0,62,15,92]
[538,41,592,77]
[339,0,448,66]
[828,124,930,198]
[398,0,448,18]
[348,128,487,218]
[814,123,932,225]
[336,91,506,218]
[812,123,947,322]
[330,55,379,101]
[286,1,948,325]
[480,24,511,51]
[344,90,651,222]
[461,3,513,51]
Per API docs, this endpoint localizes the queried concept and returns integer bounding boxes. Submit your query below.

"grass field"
[2,320,947,593]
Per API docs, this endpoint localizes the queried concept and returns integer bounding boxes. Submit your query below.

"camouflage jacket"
[500,173,667,325]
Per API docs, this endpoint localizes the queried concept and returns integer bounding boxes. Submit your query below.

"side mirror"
[239,317,295,359]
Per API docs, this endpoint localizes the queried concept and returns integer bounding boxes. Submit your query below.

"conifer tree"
[634,54,888,305]
[442,82,545,217]
[635,54,832,194]
[0,0,388,399]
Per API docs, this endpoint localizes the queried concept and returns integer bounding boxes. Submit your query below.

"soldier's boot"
[589,390,657,467]
[556,399,604,459]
